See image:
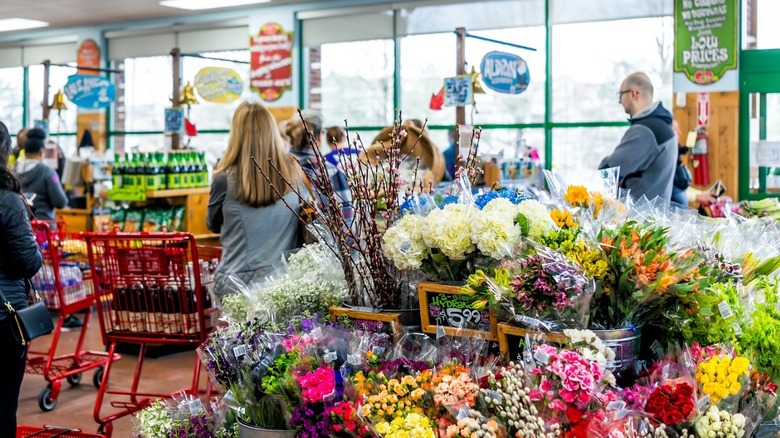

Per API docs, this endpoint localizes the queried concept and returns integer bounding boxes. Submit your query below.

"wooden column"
[171,48,181,150]
[673,92,740,200]
[42,59,51,121]
[455,27,466,160]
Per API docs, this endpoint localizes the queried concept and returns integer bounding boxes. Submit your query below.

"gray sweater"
[16,160,68,220]
[599,101,677,201]
[207,170,300,295]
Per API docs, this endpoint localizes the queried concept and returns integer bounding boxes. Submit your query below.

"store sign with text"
[194,67,244,103]
[77,39,100,75]
[479,51,530,95]
[250,22,293,102]
[443,75,473,107]
[674,0,737,86]
[64,74,115,109]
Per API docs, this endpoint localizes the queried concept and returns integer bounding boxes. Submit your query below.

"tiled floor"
[17,309,206,437]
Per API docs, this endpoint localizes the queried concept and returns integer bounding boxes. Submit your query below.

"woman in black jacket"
[0,120,43,434]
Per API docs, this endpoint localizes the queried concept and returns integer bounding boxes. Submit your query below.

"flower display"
[299,365,337,404]
[694,406,746,438]
[382,213,427,270]
[471,198,522,260]
[373,413,436,438]
[423,203,476,261]
[551,209,578,229]
[474,189,531,209]
[696,354,750,403]
[516,199,555,240]
[527,344,607,411]
[438,409,502,438]
[430,364,479,409]
[643,381,695,426]
[330,401,372,437]
[680,282,743,347]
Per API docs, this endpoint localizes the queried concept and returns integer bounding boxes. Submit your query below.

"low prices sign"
[64,74,115,109]
[674,0,737,85]
[250,22,292,102]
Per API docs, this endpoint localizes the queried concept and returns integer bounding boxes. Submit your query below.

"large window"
[28,64,79,156]
[0,67,24,134]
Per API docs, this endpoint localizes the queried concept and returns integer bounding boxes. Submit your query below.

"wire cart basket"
[27,220,119,413]
[16,425,105,438]
[82,231,221,437]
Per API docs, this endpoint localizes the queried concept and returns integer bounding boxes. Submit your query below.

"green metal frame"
[738,49,780,200]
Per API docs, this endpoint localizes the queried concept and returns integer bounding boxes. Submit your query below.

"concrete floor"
[17,309,206,437]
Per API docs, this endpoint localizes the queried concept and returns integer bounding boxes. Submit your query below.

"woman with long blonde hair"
[207,102,301,293]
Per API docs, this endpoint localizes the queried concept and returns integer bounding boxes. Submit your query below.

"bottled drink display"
[112,151,209,190]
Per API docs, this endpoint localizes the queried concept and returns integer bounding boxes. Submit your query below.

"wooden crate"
[497,323,568,363]
[329,306,402,340]
[418,282,497,341]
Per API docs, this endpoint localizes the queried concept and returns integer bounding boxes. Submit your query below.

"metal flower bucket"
[591,326,642,372]
[238,420,296,438]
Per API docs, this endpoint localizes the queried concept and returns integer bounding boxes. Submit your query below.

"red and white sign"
[77,39,100,76]
[250,23,293,102]
[696,92,710,127]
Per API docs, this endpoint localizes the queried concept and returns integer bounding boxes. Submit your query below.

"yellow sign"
[194,67,244,103]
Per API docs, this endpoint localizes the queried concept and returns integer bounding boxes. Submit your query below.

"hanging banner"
[673,0,737,89]
[443,75,473,107]
[194,67,244,103]
[77,39,100,76]
[64,74,116,109]
[250,22,293,102]
[479,51,530,95]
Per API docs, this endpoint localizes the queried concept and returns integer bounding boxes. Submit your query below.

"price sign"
[497,323,567,364]
[418,282,497,340]
[443,75,474,107]
[329,306,401,340]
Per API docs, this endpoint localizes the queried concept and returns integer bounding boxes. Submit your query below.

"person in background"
[11,128,26,164]
[441,129,458,181]
[286,110,353,222]
[207,102,302,293]
[15,128,68,220]
[671,119,717,206]
[599,72,677,200]
[0,121,43,434]
[323,125,359,168]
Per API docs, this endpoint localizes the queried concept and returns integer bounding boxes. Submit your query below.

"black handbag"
[0,287,54,346]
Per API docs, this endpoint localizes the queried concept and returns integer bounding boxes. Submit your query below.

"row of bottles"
[112,151,209,191]
[111,260,217,334]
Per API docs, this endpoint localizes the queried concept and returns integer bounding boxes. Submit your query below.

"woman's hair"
[325,126,345,147]
[215,102,293,208]
[0,121,21,192]
[25,127,46,155]
[284,110,323,150]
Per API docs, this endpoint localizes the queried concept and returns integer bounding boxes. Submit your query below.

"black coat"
[0,190,42,320]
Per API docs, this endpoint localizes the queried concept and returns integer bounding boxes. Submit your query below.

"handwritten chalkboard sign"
[497,323,567,364]
[418,282,497,340]
[329,306,401,340]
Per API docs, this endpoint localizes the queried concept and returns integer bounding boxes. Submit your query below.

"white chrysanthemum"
[424,204,476,260]
[517,199,554,240]
[471,200,521,260]
[383,213,427,270]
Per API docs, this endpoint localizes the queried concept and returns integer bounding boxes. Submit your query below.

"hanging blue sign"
[64,74,116,109]
[479,51,530,95]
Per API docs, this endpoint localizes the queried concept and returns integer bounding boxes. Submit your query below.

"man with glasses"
[599,72,677,200]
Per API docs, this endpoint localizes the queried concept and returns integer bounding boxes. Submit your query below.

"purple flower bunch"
[169,413,217,438]
[511,254,584,312]
[290,403,332,438]
[199,319,272,389]
[374,357,432,377]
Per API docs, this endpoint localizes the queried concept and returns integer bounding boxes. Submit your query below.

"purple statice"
[428,304,442,318]
[375,357,432,377]
[480,310,490,325]
[199,318,273,389]
[168,413,217,437]
[510,254,584,312]
[290,403,332,438]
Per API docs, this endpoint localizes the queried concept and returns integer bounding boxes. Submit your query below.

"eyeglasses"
[617,89,635,100]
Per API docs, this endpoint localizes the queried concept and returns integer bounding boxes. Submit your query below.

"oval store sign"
[63,74,115,109]
[194,67,244,103]
[250,22,293,102]
[479,51,530,95]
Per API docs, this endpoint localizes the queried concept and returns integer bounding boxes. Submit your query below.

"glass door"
[739,49,780,199]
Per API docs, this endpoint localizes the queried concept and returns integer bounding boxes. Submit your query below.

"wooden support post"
[171,47,181,150]
[455,27,466,161]
[42,59,51,121]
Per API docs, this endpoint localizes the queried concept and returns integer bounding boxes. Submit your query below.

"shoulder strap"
[0,289,15,313]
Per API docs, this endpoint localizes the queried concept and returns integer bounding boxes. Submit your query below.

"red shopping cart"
[82,231,221,436]
[27,220,119,412]
[16,425,105,438]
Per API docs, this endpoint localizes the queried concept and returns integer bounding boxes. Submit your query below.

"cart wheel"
[38,386,58,412]
[98,422,113,437]
[93,366,105,389]
[67,372,82,386]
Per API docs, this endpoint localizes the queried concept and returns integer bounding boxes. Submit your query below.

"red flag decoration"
[185,118,197,137]
[429,86,444,110]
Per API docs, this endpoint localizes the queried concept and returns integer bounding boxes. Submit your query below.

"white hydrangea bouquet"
[383,190,554,282]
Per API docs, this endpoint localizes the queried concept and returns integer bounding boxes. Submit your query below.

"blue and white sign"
[63,74,116,109]
[164,108,184,133]
[479,51,530,95]
[444,75,473,107]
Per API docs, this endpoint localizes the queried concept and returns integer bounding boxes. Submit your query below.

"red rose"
[567,407,584,424]
[663,410,684,426]
[680,402,694,417]
[332,424,343,432]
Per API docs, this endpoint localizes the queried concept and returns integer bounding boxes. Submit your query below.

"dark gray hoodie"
[16,160,68,220]
[599,101,677,200]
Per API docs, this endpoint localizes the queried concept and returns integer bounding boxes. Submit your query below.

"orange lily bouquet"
[594,220,709,329]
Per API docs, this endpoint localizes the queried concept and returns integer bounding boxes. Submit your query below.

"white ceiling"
[0,0,318,30]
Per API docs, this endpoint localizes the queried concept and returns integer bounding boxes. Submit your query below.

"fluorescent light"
[0,18,49,33]
[159,0,271,10]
